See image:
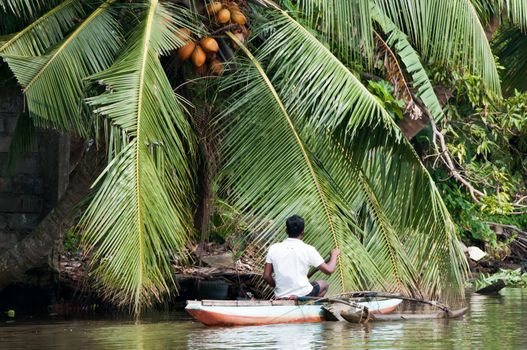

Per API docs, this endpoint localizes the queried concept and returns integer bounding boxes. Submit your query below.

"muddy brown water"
[0,288,525,349]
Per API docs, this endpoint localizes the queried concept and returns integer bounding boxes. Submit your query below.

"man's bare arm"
[318,248,340,275]
[263,263,276,287]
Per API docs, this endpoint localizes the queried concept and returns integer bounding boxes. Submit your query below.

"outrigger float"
[186,291,469,327]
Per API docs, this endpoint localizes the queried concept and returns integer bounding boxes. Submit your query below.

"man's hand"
[318,248,340,275]
[263,263,276,287]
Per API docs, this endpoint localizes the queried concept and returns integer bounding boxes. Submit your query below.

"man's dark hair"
[286,215,304,238]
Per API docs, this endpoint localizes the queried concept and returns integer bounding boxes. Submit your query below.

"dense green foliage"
[474,268,527,290]
[425,72,527,246]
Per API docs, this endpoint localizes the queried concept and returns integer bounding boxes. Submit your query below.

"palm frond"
[81,0,196,316]
[241,8,468,299]
[0,0,44,16]
[220,34,385,293]
[275,0,373,64]
[470,0,499,24]
[493,24,527,93]
[500,0,527,29]
[371,4,444,122]
[356,171,421,295]
[359,147,467,301]
[0,0,85,56]
[2,0,121,135]
[374,0,501,96]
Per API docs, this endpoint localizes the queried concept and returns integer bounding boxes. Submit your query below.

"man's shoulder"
[268,241,281,249]
[267,241,282,253]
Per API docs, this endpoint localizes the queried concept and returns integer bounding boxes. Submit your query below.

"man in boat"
[263,215,340,298]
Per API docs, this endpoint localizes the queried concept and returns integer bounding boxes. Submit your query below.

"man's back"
[265,238,324,298]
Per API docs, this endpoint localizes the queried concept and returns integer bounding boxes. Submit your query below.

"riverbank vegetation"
[0,0,526,317]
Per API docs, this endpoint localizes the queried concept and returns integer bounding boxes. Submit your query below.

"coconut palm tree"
[1,0,525,316]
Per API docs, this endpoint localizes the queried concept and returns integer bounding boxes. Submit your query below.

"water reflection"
[0,289,526,349]
[187,323,325,349]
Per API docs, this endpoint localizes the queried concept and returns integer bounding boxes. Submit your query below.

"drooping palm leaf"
[360,147,466,300]
[243,8,467,300]
[220,34,386,293]
[374,0,501,96]
[499,0,527,29]
[0,0,85,56]
[276,0,373,64]
[2,0,121,135]
[493,24,527,93]
[371,4,444,122]
[470,0,499,24]
[372,30,423,119]
[81,0,196,315]
[0,0,43,16]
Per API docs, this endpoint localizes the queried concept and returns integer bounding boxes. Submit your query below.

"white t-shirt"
[265,238,325,298]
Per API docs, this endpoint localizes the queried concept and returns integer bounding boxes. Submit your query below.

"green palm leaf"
[372,4,444,122]
[356,171,421,295]
[374,0,501,96]
[2,0,121,135]
[0,0,85,56]
[243,8,467,299]
[493,24,527,93]
[81,0,196,315]
[276,0,373,64]
[500,0,527,29]
[0,0,44,16]
[359,147,467,301]
[220,35,385,293]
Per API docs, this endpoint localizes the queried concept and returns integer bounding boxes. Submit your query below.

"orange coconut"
[206,2,223,14]
[178,42,196,60]
[200,37,220,53]
[192,45,207,67]
[217,8,231,23]
[231,10,246,25]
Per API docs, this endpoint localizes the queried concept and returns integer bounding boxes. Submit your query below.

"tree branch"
[430,119,485,202]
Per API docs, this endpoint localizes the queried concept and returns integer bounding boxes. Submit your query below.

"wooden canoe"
[475,279,506,295]
[341,306,469,323]
[186,298,402,327]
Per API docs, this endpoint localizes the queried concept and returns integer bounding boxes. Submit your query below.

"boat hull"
[186,299,402,327]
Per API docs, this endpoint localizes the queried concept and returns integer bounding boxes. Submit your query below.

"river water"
[0,288,525,349]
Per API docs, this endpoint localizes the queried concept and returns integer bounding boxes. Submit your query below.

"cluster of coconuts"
[177,29,224,75]
[206,1,247,26]
[176,2,249,76]
[207,1,250,48]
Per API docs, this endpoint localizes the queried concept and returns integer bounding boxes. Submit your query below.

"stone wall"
[0,82,69,251]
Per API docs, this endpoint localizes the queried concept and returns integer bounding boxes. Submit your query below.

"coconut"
[217,8,231,24]
[231,10,246,25]
[192,45,207,67]
[178,42,196,60]
[200,37,219,53]
[227,3,239,12]
[206,2,223,14]
[210,59,224,76]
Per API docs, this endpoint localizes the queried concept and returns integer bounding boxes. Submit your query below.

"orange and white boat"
[186,298,402,327]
